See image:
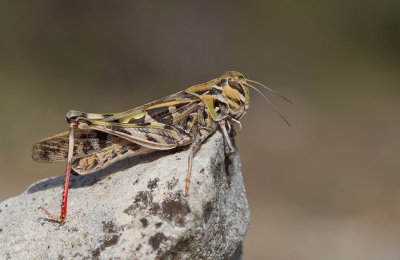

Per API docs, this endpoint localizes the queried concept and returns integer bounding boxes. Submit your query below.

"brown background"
[1,1,399,259]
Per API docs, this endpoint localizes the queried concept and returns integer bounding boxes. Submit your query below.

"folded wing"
[32,129,123,162]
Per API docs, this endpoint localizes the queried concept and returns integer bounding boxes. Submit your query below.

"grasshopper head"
[218,71,250,120]
[219,71,292,126]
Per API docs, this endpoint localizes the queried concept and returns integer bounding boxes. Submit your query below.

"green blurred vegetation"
[0,1,399,259]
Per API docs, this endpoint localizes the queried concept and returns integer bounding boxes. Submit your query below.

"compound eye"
[228,77,238,88]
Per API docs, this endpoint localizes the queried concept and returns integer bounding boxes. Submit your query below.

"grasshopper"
[32,71,291,224]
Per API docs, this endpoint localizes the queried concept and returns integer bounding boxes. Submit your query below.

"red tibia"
[60,158,72,220]
[39,124,75,224]
[60,124,75,221]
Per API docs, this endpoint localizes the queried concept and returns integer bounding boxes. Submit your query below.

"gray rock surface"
[0,132,249,259]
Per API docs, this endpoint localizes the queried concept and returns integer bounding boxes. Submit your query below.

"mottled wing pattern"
[84,121,186,150]
[32,129,122,162]
[32,91,202,165]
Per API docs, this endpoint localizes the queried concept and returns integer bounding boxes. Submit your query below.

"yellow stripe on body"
[88,119,174,130]
[119,111,146,123]
[148,100,187,109]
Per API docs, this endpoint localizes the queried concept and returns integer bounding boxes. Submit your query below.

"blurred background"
[1,1,399,259]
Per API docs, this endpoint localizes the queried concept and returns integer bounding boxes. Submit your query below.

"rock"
[0,132,249,259]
